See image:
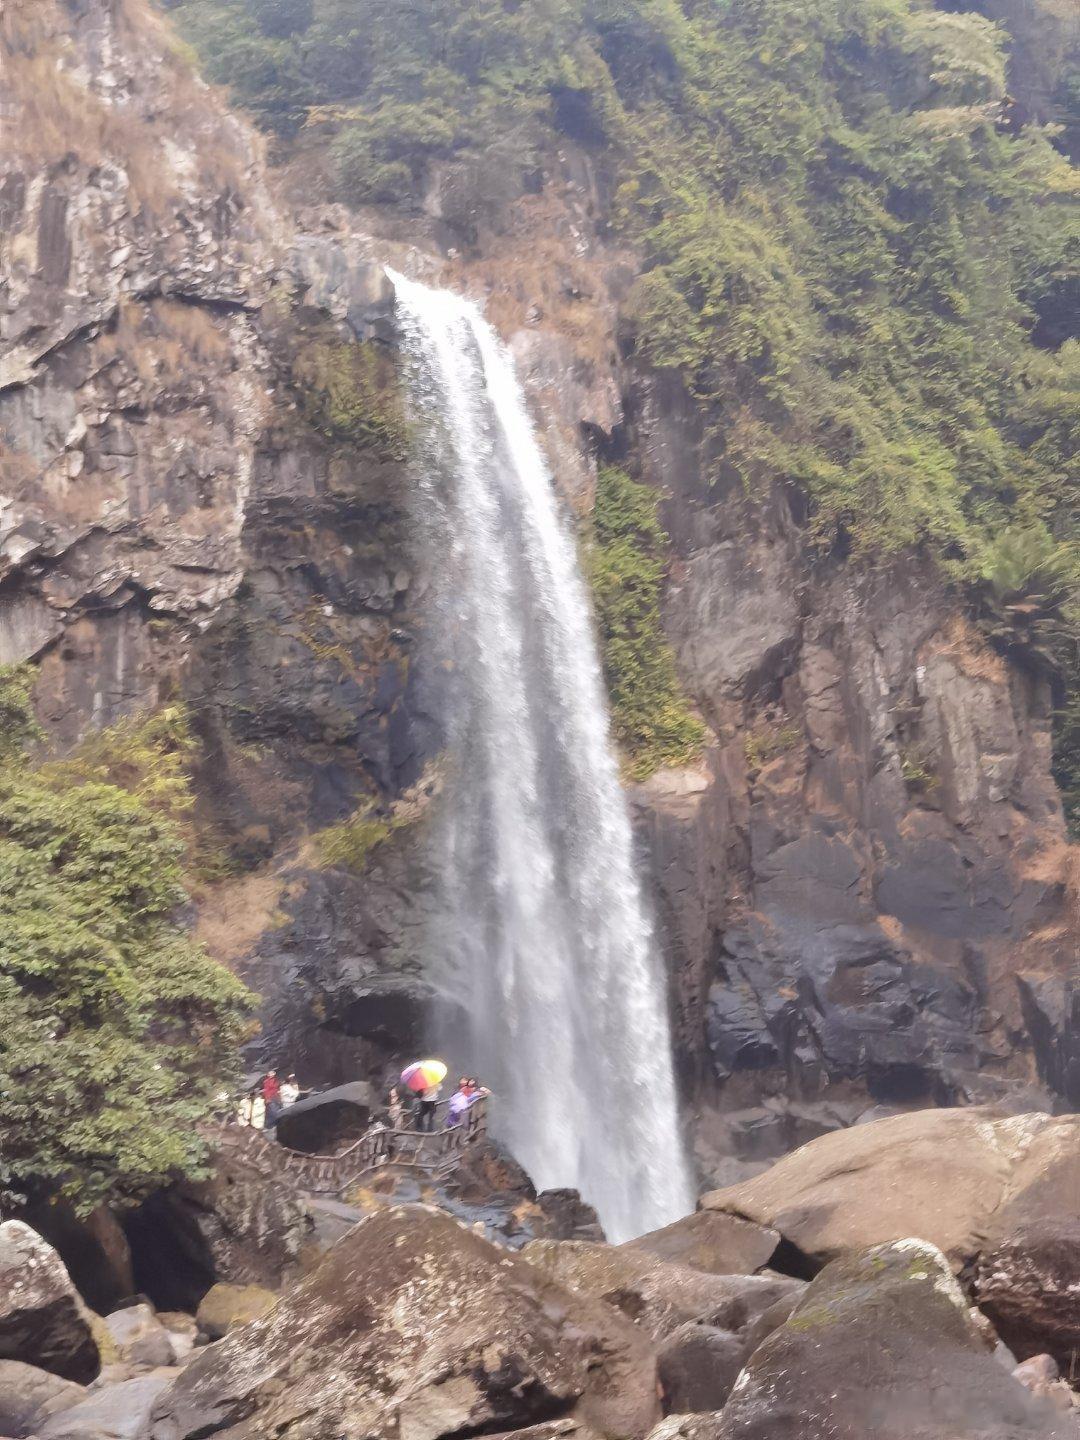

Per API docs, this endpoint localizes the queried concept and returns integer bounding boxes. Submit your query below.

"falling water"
[390,271,692,1241]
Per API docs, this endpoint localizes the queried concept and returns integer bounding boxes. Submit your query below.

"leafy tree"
[0,668,254,1213]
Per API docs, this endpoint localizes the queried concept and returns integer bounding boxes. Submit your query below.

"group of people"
[386,1074,489,1134]
[236,1068,302,1131]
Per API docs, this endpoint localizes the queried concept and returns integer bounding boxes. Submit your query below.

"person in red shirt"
[262,1070,280,1104]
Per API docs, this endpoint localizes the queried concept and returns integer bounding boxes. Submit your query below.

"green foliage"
[589,465,704,779]
[745,722,802,775]
[314,801,395,872]
[899,748,940,794]
[0,665,42,764]
[166,0,1080,796]
[0,668,254,1213]
[291,339,409,456]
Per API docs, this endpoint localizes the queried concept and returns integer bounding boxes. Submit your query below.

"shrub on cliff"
[0,666,254,1213]
[589,465,704,779]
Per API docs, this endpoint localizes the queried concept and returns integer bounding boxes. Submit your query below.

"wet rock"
[656,1324,746,1413]
[195,1283,276,1341]
[0,1223,99,1384]
[38,1376,173,1440]
[100,1305,174,1368]
[150,1205,659,1440]
[520,1238,803,1342]
[710,1241,1080,1438]
[624,1210,779,1276]
[0,1361,84,1438]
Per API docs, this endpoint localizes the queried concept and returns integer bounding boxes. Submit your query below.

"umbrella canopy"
[400,1059,447,1093]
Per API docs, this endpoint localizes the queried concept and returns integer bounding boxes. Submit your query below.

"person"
[262,1070,280,1105]
[445,1083,471,1129]
[446,1077,490,1129]
[416,1080,441,1132]
[387,1085,405,1131]
[280,1074,300,1107]
[237,1090,265,1130]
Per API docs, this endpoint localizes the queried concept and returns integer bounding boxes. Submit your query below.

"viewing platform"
[210,1098,489,1198]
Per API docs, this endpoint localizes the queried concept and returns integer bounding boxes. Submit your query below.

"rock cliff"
[2,0,1078,1195]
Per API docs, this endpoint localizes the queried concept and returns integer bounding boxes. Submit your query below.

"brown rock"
[194,1283,276,1341]
[624,1210,779,1276]
[151,1205,660,1440]
[702,1108,1075,1263]
[0,1223,99,1384]
[712,1240,1079,1439]
[656,1324,745,1413]
[38,1375,173,1440]
[0,1361,85,1438]
[520,1238,803,1341]
[101,1304,174,1368]
[703,1108,1080,1368]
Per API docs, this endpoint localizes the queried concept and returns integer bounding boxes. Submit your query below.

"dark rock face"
[640,491,1078,1149]
[20,1202,135,1317]
[0,1223,100,1385]
[150,1205,660,1440]
[711,1240,1078,1440]
[122,1132,312,1311]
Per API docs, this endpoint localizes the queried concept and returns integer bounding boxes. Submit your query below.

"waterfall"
[390,271,692,1241]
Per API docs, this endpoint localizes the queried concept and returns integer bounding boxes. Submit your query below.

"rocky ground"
[5,1105,1080,1440]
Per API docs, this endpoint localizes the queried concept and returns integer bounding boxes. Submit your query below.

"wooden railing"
[210,1099,488,1197]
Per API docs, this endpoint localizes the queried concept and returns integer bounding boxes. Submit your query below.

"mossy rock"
[196,1283,277,1340]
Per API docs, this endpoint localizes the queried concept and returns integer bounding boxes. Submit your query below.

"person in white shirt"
[280,1074,300,1107]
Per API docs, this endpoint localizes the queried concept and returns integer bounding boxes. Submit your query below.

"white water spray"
[390,271,692,1240]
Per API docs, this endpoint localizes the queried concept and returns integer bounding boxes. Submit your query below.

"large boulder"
[701,1108,1080,1364]
[38,1375,174,1440]
[150,1205,660,1440]
[708,1240,1079,1439]
[623,1211,779,1277]
[701,1107,1020,1265]
[0,1222,100,1383]
[520,1239,802,1342]
[0,1360,85,1438]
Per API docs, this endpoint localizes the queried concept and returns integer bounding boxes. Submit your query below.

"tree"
[0,667,254,1213]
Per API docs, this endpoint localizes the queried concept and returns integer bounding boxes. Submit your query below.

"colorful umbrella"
[401,1059,448,1093]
